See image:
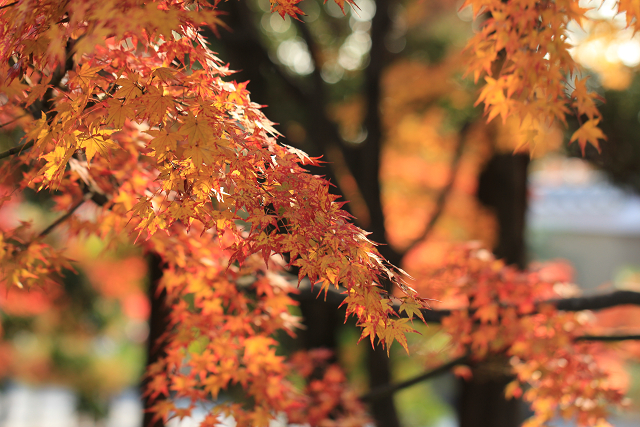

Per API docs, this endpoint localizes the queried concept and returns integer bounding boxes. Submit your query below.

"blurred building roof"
[527,156,640,235]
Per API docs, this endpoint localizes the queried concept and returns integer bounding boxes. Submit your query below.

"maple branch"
[552,290,640,311]
[0,113,28,129]
[8,193,92,254]
[401,123,469,256]
[414,290,640,323]
[360,354,469,402]
[0,1,18,11]
[294,285,640,323]
[576,334,640,342]
[37,193,92,240]
[208,6,368,223]
[0,140,34,160]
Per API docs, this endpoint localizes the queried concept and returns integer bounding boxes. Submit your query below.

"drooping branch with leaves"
[0,0,427,424]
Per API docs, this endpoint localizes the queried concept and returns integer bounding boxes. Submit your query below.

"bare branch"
[0,1,18,11]
[553,290,640,312]
[293,285,640,323]
[0,113,28,129]
[402,123,469,256]
[37,192,92,240]
[576,334,640,342]
[0,140,34,160]
[360,354,469,402]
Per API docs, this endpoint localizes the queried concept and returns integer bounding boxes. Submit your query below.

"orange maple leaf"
[570,118,606,155]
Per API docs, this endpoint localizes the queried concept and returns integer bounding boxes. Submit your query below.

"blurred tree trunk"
[477,154,530,269]
[456,153,530,427]
[142,253,169,427]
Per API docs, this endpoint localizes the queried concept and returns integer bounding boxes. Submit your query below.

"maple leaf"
[571,77,602,120]
[76,129,120,165]
[105,99,134,129]
[141,86,174,126]
[71,63,103,90]
[151,67,177,83]
[271,0,305,20]
[381,318,415,355]
[179,113,213,145]
[114,77,143,101]
[146,129,181,159]
[185,144,218,167]
[398,299,425,322]
[570,119,606,155]
[40,144,74,184]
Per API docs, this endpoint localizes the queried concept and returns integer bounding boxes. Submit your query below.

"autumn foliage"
[0,0,638,426]
[0,0,427,424]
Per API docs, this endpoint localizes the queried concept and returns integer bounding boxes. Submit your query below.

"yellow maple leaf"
[146,129,181,160]
[142,86,173,126]
[569,118,606,155]
[179,113,213,145]
[114,76,143,101]
[72,63,103,91]
[40,144,74,184]
[151,67,177,83]
[76,129,119,165]
[105,99,134,129]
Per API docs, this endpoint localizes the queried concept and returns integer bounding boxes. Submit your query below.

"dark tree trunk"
[477,153,530,268]
[367,344,401,427]
[458,355,527,427]
[142,253,170,427]
[298,294,341,358]
[456,153,530,427]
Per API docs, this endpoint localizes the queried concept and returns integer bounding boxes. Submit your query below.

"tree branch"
[0,140,34,160]
[401,123,469,256]
[0,1,18,11]
[553,290,640,312]
[575,334,640,342]
[293,285,640,323]
[0,113,28,129]
[37,193,92,240]
[360,354,469,402]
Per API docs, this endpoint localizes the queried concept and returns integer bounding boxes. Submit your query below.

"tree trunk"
[457,153,530,427]
[367,344,401,427]
[477,153,530,268]
[458,355,527,427]
[141,253,169,427]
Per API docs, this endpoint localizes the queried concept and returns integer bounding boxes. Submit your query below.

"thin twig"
[360,354,469,402]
